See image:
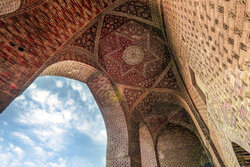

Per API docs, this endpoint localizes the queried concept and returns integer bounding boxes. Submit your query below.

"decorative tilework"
[123,88,145,110]
[99,20,169,88]
[71,22,98,53]
[114,0,152,21]
[156,68,179,91]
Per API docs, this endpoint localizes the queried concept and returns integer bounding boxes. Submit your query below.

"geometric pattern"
[162,0,249,166]
[123,88,145,110]
[114,0,152,21]
[99,20,169,88]
[71,22,98,53]
[0,0,117,96]
[156,68,179,91]
[100,14,129,39]
[0,0,236,166]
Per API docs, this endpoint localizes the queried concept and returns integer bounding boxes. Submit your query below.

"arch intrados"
[40,60,99,83]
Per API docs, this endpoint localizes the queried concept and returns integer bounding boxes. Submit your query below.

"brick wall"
[162,0,249,166]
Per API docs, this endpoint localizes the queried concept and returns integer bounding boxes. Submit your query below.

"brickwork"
[161,0,249,166]
[87,73,129,164]
[139,124,158,167]
[0,0,116,97]
[157,124,211,167]
[114,0,153,21]
[71,21,98,54]
[0,0,248,166]
[40,61,98,83]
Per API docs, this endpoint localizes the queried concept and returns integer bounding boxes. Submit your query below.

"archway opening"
[0,76,107,167]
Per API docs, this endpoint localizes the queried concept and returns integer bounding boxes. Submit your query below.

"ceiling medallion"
[0,0,20,16]
[123,45,144,65]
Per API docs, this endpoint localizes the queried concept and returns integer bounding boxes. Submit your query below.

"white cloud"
[0,137,4,142]
[29,89,50,105]
[16,95,25,101]
[11,79,107,166]
[18,106,73,126]
[12,132,34,146]
[71,82,87,101]
[102,156,106,165]
[15,95,28,107]
[24,161,35,167]
[32,126,66,151]
[46,158,67,167]
[33,146,45,155]
[0,144,29,167]
[3,121,8,126]
[71,82,83,91]
[0,152,12,167]
[55,80,63,88]
[74,111,107,144]
[9,143,24,159]
[66,156,94,167]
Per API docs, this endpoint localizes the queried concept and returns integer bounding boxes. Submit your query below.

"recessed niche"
[189,67,207,104]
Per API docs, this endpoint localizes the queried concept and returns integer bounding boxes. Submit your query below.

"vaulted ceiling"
[0,0,181,113]
[0,1,233,166]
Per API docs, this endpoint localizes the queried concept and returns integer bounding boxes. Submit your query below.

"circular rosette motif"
[123,46,144,65]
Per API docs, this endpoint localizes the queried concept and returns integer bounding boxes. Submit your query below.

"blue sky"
[0,76,107,167]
